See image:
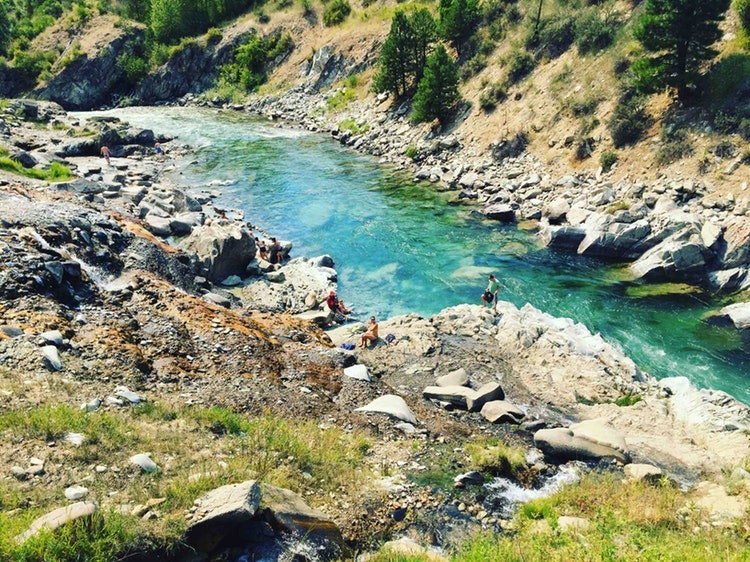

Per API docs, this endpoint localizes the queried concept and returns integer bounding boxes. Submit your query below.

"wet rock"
[704,302,750,331]
[481,203,516,222]
[454,471,485,487]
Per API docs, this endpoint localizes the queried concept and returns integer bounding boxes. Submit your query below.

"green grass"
[326,87,357,112]
[0,148,71,181]
[0,402,372,559]
[339,117,370,135]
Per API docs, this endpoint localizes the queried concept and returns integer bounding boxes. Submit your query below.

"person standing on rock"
[100,145,111,165]
[481,273,502,313]
[269,237,283,264]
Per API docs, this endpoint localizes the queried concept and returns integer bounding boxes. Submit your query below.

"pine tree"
[0,0,12,56]
[632,0,730,102]
[412,44,460,124]
[439,0,479,56]
[373,9,437,97]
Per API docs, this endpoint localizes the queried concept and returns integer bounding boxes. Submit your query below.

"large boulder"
[534,419,630,463]
[716,217,750,269]
[179,223,255,282]
[705,302,750,331]
[576,218,652,259]
[630,226,710,282]
[185,480,347,560]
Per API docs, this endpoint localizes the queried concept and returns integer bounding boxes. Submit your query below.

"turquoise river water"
[95,107,749,405]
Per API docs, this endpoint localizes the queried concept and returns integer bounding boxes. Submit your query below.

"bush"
[656,127,693,165]
[206,27,222,45]
[526,15,576,60]
[600,150,618,172]
[713,110,740,134]
[479,81,507,111]
[739,118,750,141]
[574,9,621,55]
[117,52,149,87]
[608,88,650,148]
[506,49,535,84]
[323,0,351,26]
[713,140,736,158]
[404,143,418,159]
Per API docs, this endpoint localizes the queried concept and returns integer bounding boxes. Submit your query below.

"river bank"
[1,99,750,560]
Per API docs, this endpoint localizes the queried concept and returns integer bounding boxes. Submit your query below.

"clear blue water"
[94,107,749,404]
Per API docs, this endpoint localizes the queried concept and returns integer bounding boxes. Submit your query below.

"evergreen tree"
[439,0,479,55]
[150,0,203,44]
[373,11,413,96]
[409,8,437,84]
[632,0,730,102]
[412,44,460,124]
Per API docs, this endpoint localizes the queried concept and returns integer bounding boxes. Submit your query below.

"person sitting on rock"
[359,316,379,348]
[326,290,351,316]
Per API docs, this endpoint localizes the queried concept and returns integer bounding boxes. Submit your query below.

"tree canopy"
[632,0,730,102]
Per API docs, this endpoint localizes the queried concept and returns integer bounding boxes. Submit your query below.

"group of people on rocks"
[325,272,501,350]
[254,236,285,265]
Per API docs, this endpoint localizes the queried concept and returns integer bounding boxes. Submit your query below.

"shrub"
[117,52,149,87]
[713,140,736,158]
[479,81,507,111]
[323,0,351,26]
[656,127,693,165]
[326,87,356,111]
[506,49,535,84]
[574,8,621,55]
[404,143,418,159]
[526,15,576,60]
[339,118,369,135]
[600,150,618,172]
[608,88,650,148]
[713,110,740,134]
[206,27,222,45]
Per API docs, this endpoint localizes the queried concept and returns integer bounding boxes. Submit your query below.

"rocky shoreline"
[1,98,750,559]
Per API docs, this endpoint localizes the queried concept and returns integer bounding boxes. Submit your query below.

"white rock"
[343,364,371,382]
[130,453,159,473]
[64,486,89,500]
[355,395,418,424]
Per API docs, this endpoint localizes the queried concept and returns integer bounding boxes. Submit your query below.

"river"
[93,106,749,405]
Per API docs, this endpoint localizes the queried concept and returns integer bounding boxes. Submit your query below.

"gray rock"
[40,330,64,346]
[186,480,263,552]
[623,463,663,483]
[80,398,102,412]
[465,382,505,412]
[717,217,750,268]
[482,203,516,222]
[480,400,525,424]
[203,292,231,308]
[179,223,256,282]
[41,345,62,371]
[422,385,476,409]
[355,394,418,424]
[706,302,750,330]
[16,501,98,544]
[435,368,469,387]
[534,419,630,463]
[144,214,172,237]
[454,471,485,486]
[540,225,587,251]
[114,386,143,404]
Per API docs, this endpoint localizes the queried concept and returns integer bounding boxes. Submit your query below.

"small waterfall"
[482,464,581,519]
